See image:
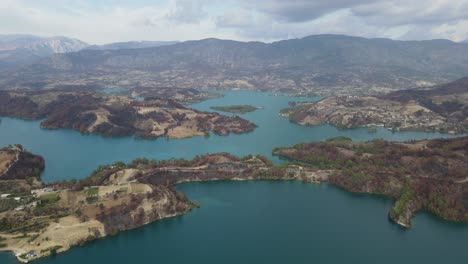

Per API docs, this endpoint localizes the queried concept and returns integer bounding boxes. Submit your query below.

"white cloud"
[243,0,373,22]
[215,9,254,28]
[351,0,468,26]
[215,0,468,42]
[399,19,468,42]
[0,0,467,43]
[0,0,227,44]
[166,0,208,24]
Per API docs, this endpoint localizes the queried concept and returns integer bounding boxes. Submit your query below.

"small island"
[210,105,261,114]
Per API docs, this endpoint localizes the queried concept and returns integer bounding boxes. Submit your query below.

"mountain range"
[84,41,178,51]
[0,35,89,70]
[3,34,468,95]
[0,35,177,71]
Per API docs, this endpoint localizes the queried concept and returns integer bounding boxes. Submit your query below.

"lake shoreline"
[2,134,468,262]
[1,90,467,264]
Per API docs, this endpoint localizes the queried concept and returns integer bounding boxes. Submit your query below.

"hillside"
[0,151,320,262]
[274,137,468,227]
[0,90,256,139]
[0,145,44,196]
[281,77,468,133]
[3,35,468,95]
[1,136,467,261]
[0,145,44,181]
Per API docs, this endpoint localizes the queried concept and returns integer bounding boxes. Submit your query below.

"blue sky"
[1,0,468,44]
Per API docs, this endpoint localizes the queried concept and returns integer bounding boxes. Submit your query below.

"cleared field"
[0,199,19,212]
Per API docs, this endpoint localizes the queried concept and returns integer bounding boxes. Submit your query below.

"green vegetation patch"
[84,187,99,197]
[0,198,20,212]
[40,245,63,254]
[39,193,60,204]
[27,234,40,243]
[389,188,414,219]
[210,105,259,114]
[117,187,128,194]
[85,187,99,204]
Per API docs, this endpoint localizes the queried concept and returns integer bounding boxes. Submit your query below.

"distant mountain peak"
[0,34,88,54]
[0,34,89,71]
[84,40,178,51]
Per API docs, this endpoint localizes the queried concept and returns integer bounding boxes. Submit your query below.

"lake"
[0,91,459,182]
[0,91,466,263]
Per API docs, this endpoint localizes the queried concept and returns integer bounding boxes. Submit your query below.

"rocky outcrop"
[0,145,44,180]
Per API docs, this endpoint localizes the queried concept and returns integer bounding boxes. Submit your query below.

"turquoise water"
[0,91,459,182]
[4,182,468,264]
[0,91,467,263]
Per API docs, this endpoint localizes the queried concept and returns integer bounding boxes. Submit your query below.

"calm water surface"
[0,91,466,263]
[0,91,459,182]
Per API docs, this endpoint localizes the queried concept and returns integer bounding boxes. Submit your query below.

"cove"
[3,181,468,264]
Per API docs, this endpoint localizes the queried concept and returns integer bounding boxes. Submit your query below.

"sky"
[1,0,468,44]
